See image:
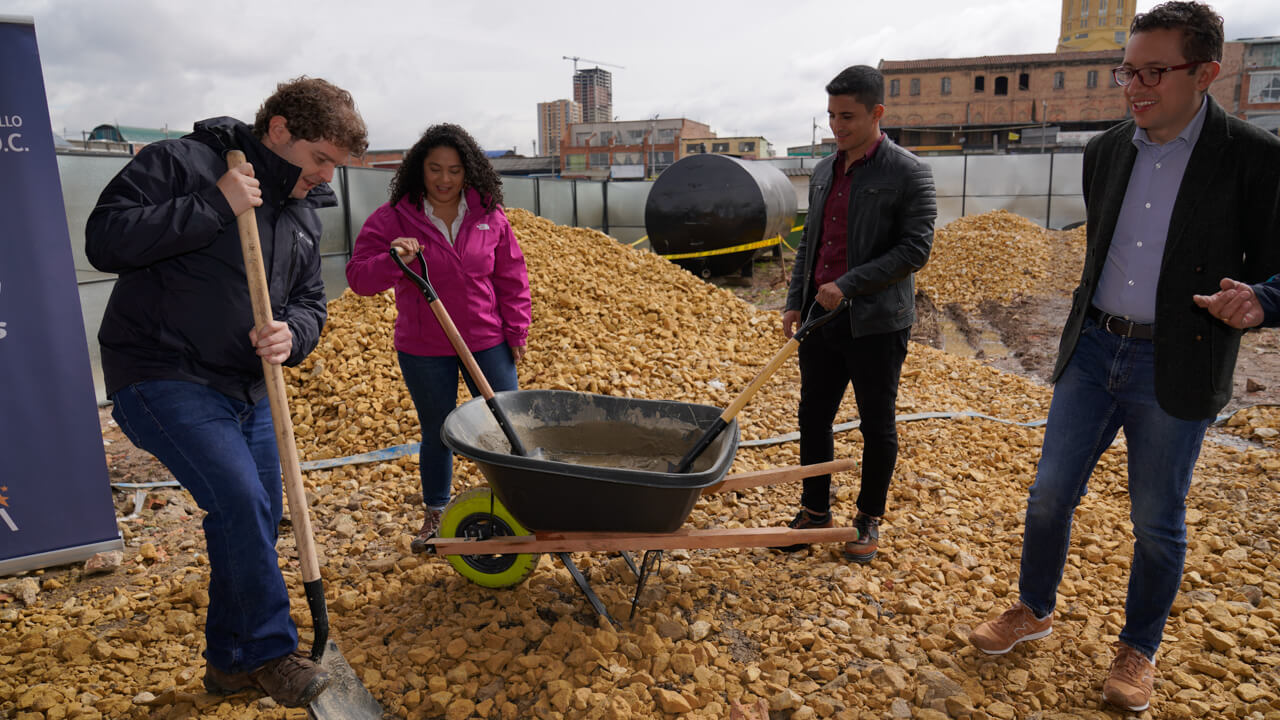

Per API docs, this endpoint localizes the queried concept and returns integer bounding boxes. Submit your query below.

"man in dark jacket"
[86,77,367,708]
[969,3,1280,712]
[776,64,936,562]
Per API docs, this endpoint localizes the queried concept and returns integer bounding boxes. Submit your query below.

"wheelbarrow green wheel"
[438,487,540,589]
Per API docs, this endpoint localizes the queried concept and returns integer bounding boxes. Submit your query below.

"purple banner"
[0,17,121,573]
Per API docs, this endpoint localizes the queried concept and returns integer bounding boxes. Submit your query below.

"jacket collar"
[187,116,336,209]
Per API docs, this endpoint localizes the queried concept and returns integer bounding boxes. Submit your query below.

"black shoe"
[772,508,833,552]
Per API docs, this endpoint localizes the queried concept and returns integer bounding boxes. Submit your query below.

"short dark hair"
[389,123,503,211]
[825,65,885,112]
[253,76,369,155]
[1131,1,1224,63]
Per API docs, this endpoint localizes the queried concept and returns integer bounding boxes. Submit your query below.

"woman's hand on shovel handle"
[390,237,421,258]
[217,161,262,216]
[250,320,294,365]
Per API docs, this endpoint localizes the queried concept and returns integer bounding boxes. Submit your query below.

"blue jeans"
[399,343,518,508]
[111,380,298,673]
[1018,318,1209,659]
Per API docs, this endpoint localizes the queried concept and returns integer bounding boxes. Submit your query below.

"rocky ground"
[2,210,1278,720]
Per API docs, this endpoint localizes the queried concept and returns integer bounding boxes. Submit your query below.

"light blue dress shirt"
[1093,97,1209,324]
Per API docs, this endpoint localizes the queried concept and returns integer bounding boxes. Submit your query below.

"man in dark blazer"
[968,1,1280,713]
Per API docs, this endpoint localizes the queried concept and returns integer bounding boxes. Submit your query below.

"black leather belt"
[1088,306,1153,340]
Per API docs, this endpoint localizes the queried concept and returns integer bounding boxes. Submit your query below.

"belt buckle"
[1104,314,1128,337]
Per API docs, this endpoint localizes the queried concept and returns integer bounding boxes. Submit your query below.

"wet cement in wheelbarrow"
[473,419,696,472]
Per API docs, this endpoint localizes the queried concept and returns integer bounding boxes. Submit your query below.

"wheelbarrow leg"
[629,550,664,620]
[556,552,616,627]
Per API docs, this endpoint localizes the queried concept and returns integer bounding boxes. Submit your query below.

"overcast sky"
[8,0,1277,154]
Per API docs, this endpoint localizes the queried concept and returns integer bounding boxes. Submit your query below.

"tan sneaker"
[410,507,443,554]
[969,602,1052,655]
[1103,642,1155,712]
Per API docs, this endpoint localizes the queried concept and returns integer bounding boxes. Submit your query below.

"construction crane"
[562,55,625,72]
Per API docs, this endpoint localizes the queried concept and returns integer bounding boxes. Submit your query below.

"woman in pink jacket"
[346,123,532,552]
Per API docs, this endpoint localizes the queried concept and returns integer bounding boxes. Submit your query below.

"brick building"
[878,43,1247,151]
[559,118,711,180]
[1236,37,1280,134]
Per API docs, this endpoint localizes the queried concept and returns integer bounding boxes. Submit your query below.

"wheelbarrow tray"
[440,390,739,533]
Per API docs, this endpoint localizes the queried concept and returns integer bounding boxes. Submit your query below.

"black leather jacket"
[786,135,937,338]
[86,117,331,403]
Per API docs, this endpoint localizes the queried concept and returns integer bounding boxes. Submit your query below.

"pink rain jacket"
[346,188,531,357]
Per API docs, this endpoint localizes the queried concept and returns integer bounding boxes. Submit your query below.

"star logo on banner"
[0,486,8,507]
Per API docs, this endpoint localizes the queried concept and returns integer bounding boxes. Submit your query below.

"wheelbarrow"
[426,389,861,625]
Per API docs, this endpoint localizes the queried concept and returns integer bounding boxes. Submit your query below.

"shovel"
[228,151,382,719]
[389,248,536,457]
[672,299,849,473]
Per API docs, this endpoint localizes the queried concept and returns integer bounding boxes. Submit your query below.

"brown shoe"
[1102,642,1155,712]
[409,507,443,554]
[204,663,255,696]
[204,651,329,708]
[969,601,1053,655]
[771,508,833,552]
[842,512,880,563]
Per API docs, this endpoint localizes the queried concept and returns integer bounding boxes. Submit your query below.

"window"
[1076,32,1088,38]
[1087,70,1099,88]
[589,152,609,166]
[687,143,706,153]
[994,76,1009,95]
[941,77,952,95]
[655,151,675,165]
[712,142,729,152]
[974,75,985,92]
[657,129,676,142]
[1018,73,1030,90]
[1249,71,1280,103]
[628,129,646,142]
[738,141,755,152]
[890,78,900,96]
[910,78,920,96]
[1099,0,1107,14]
[613,152,641,164]
[1115,31,1126,43]
[566,154,586,170]
[1080,18,1088,28]
[1080,0,1088,15]
[1054,71,1065,89]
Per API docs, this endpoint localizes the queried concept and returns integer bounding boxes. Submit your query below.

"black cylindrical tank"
[644,154,797,278]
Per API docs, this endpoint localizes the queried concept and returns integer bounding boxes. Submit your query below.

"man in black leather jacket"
[86,77,367,708]
[777,65,936,563]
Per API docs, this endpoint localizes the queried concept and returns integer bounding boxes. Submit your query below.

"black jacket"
[86,117,331,403]
[1056,97,1280,419]
[786,135,937,337]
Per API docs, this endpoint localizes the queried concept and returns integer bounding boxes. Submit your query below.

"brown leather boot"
[204,651,330,708]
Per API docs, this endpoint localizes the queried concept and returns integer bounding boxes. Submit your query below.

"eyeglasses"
[1111,62,1201,87]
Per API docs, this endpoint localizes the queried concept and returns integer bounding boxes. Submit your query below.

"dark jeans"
[398,342,518,508]
[1018,318,1209,659]
[797,317,910,517]
[111,380,297,674]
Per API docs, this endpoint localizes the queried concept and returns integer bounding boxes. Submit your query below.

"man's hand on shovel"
[250,320,293,365]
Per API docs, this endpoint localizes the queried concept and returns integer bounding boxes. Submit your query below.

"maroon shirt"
[814,133,885,288]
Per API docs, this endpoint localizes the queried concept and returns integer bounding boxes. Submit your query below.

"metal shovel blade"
[309,639,383,719]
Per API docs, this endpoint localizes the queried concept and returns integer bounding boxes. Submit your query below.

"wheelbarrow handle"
[388,248,530,457]
[672,299,849,474]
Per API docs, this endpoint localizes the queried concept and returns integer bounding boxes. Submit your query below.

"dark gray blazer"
[1053,96,1280,420]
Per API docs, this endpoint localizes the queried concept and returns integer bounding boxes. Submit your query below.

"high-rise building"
[537,99,582,156]
[573,68,613,123]
[1058,0,1136,52]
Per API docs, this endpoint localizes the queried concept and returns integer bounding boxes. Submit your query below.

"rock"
[653,688,692,714]
[1246,378,1266,392]
[83,550,123,576]
[770,688,803,711]
[916,668,965,705]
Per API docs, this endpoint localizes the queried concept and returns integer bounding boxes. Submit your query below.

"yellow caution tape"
[656,235,782,260]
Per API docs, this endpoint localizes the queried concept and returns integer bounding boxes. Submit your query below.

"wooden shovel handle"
[228,150,321,584]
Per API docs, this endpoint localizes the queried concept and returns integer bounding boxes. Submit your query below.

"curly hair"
[1131,1,1224,64]
[253,76,369,155]
[389,123,503,211]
